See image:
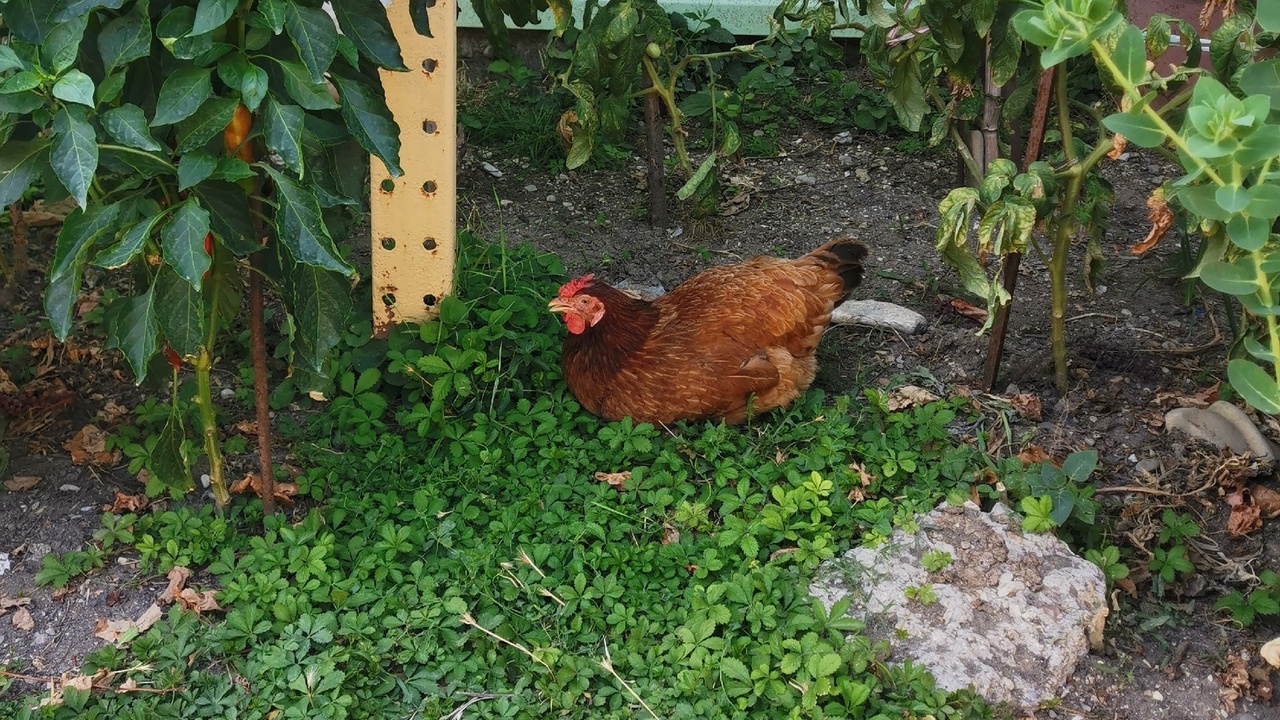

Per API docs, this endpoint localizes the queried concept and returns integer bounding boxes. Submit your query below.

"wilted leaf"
[229,472,299,506]
[64,424,121,467]
[104,491,147,513]
[886,385,939,411]
[1009,393,1042,421]
[1226,489,1262,537]
[3,476,41,492]
[176,588,221,614]
[1263,638,1280,669]
[1131,188,1174,255]
[12,606,34,631]
[1251,484,1280,519]
[593,470,630,491]
[1017,445,1052,465]
[158,566,192,604]
[662,522,680,545]
[950,297,989,323]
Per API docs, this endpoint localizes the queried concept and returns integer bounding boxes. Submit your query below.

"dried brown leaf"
[1009,393,1042,421]
[232,420,257,435]
[949,297,989,323]
[3,476,41,491]
[1131,188,1174,255]
[661,522,680,546]
[64,424,121,467]
[12,606,34,631]
[1017,445,1052,466]
[886,385,939,411]
[158,567,192,604]
[0,367,16,394]
[1227,490,1262,537]
[104,491,148,514]
[98,401,129,423]
[1107,133,1129,160]
[593,471,631,491]
[1262,638,1280,669]
[1250,484,1280,520]
[229,473,299,507]
[176,588,221,614]
[93,617,133,643]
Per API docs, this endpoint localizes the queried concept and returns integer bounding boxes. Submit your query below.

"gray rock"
[480,161,503,178]
[838,154,854,167]
[810,501,1107,711]
[833,131,853,145]
[524,184,537,192]
[796,174,817,185]
[831,300,927,335]
[855,168,871,183]
[58,484,81,492]
[613,280,666,301]
[0,552,9,576]
[1165,401,1278,463]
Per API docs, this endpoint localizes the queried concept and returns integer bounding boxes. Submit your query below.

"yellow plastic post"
[370,0,457,335]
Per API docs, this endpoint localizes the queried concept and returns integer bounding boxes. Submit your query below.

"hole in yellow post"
[423,237,437,251]
[380,178,395,192]
[424,294,437,307]
[381,293,396,307]
[380,237,396,250]
[422,58,437,73]
[422,180,437,194]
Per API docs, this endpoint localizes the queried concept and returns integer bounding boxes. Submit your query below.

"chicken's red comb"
[558,274,594,299]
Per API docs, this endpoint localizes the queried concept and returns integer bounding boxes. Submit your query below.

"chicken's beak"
[547,298,571,314]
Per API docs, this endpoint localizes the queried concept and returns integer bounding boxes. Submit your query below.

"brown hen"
[548,237,866,424]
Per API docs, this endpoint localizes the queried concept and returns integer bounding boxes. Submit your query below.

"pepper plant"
[1013,0,1280,413]
[0,0,419,508]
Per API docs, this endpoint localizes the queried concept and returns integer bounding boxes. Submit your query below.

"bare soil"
[0,121,1276,718]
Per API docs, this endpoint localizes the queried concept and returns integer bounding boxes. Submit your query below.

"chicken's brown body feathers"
[560,237,866,424]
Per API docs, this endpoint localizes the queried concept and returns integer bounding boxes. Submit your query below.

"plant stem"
[1252,251,1280,386]
[642,56,692,177]
[197,243,229,510]
[947,124,984,182]
[1049,68,1080,392]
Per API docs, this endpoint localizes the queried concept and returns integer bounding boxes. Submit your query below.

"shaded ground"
[0,120,1276,718]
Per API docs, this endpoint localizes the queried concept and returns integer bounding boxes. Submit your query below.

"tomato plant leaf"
[46,203,126,339]
[332,75,402,176]
[266,167,354,275]
[102,104,166,152]
[0,139,51,207]
[152,66,214,127]
[155,264,204,356]
[104,285,159,382]
[195,180,259,255]
[285,2,339,84]
[177,152,219,192]
[331,0,407,70]
[96,210,163,269]
[276,58,340,110]
[288,263,353,374]
[264,97,305,175]
[174,96,239,153]
[99,7,152,73]
[162,199,213,287]
[192,0,239,36]
[51,106,99,209]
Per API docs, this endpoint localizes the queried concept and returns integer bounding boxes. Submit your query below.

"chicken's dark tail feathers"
[807,236,867,300]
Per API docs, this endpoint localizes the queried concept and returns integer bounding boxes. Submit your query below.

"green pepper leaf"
[332,75,402,176]
[264,97,305,175]
[285,3,339,83]
[331,0,407,70]
[46,204,126,339]
[104,286,159,382]
[102,104,166,152]
[51,106,99,210]
[155,264,204,356]
[162,199,213,287]
[152,67,214,127]
[266,167,354,275]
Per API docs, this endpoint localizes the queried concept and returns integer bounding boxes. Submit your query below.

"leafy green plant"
[904,583,938,605]
[34,548,105,588]
[1084,544,1130,586]
[1215,570,1280,627]
[1015,0,1280,413]
[0,0,425,508]
[1019,494,1057,533]
[921,548,953,572]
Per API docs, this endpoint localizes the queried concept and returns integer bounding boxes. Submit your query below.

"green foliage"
[1019,0,1280,414]
[1215,570,1280,627]
[1019,495,1056,533]
[0,0,423,504]
[920,548,953,572]
[11,234,1007,719]
[34,548,105,588]
[904,584,938,605]
[1084,545,1130,586]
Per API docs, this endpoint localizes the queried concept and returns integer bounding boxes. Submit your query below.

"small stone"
[1120,308,1132,317]
[200,473,211,489]
[796,174,817,185]
[831,300,927,335]
[833,131,853,145]
[753,129,765,137]
[80,506,93,512]
[0,552,9,576]
[59,484,81,492]
[523,184,537,192]
[855,168,871,183]
[499,198,513,208]
[1166,401,1279,462]
[546,194,557,202]
[1127,454,1138,463]
[220,388,235,399]
[562,201,574,211]
[838,154,853,167]
[480,161,503,178]
[1150,691,1164,701]
[1136,458,1160,474]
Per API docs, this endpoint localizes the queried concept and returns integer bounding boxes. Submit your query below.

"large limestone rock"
[809,501,1107,710]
